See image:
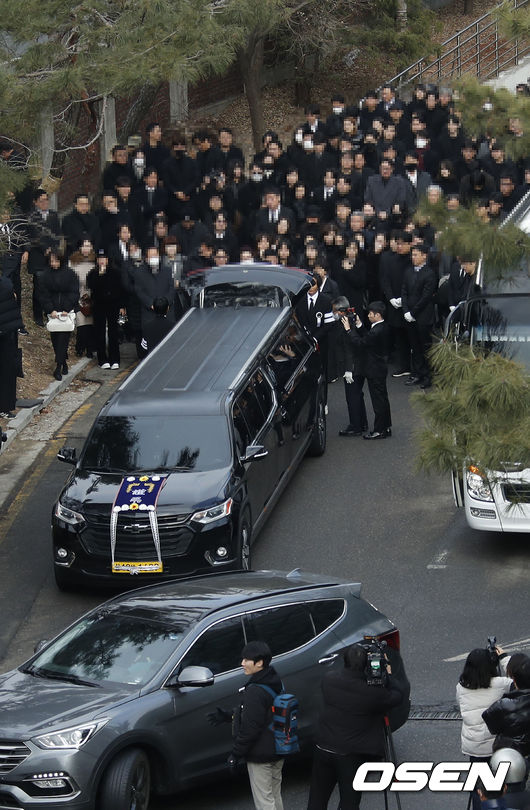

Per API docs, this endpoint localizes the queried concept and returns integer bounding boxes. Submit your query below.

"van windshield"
[80,415,231,473]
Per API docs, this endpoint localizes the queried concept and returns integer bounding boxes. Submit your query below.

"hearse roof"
[107,307,291,416]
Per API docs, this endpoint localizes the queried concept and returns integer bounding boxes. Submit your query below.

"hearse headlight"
[54,502,86,527]
[34,719,109,749]
[192,498,233,524]
[466,466,493,502]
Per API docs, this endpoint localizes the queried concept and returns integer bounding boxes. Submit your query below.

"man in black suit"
[401,241,437,389]
[295,274,334,399]
[447,256,480,310]
[401,151,432,214]
[161,135,199,225]
[130,168,169,248]
[253,186,296,237]
[62,193,101,255]
[24,189,61,326]
[342,301,392,440]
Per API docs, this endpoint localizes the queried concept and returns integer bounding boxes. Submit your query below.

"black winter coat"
[87,265,124,310]
[0,277,23,335]
[347,320,390,378]
[483,689,530,756]
[232,665,283,763]
[38,266,80,315]
[315,668,404,756]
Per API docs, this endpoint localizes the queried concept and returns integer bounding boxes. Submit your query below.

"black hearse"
[53,266,326,588]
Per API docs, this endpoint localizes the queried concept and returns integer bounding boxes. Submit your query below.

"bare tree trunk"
[239,33,265,153]
[396,0,407,30]
[463,0,474,13]
[118,82,160,142]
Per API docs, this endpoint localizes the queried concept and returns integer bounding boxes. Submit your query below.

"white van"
[448,191,530,532]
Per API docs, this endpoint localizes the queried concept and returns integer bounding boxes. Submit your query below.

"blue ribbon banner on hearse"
[110,475,168,574]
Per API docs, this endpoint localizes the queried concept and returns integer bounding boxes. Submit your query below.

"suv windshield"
[26,608,197,686]
[80,415,231,473]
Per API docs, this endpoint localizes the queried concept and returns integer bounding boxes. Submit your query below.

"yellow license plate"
[112,561,163,574]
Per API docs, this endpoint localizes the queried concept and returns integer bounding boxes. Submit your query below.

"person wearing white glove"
[332,296,368,437]
[389,298,400,309]
[401,241,437,389]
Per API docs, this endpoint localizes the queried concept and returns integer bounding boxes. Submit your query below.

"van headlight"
[34,719,109,749]
[466,466,493,502]
[55,502,86,527]
[192,498,233,524]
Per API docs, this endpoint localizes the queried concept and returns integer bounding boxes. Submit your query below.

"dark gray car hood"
[0,669,137,736]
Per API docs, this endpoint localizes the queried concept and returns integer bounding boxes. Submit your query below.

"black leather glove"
[207,707,232,727]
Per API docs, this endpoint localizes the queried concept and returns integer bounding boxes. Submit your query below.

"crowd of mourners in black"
[0,80,529,420]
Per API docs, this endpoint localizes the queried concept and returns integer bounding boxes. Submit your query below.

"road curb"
[1,357,93,453]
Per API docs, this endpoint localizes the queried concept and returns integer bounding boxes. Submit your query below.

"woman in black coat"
[38,251,79,380]
[120,239,144,358]
[335,240,368,318]
[0,275,23,417]
[87,249,124,369]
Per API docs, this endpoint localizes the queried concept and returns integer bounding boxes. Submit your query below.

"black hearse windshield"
[80,415,231,473]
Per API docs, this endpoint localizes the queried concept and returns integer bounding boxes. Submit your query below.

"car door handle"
[318,652,341,665]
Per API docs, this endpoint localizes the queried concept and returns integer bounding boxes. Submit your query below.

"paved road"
[0,367,528,809]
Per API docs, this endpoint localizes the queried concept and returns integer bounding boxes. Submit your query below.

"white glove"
[404,311,415,323]
[396,297,402,307]
[389,298,399,309]
[343,371,353,384]
[449,305,456,312]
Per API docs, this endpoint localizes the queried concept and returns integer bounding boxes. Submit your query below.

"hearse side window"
[267,319,313,386]
[252,370,274,421]
[234,379,268,443]
[244,604,315,657]
[178,616,246,676]
[308,600,345,634]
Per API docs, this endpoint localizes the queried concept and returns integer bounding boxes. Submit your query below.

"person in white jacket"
[456,646,512,810]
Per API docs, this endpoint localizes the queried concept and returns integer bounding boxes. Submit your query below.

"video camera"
[337,305,357,323]
[361,635,388,686]
[487,635,499,669]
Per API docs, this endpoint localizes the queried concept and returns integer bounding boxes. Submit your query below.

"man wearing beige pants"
[228,641,284,810]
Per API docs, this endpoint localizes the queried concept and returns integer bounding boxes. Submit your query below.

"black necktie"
[309,298,315,312]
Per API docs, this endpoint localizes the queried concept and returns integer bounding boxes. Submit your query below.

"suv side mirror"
[57,446,77,465]
[240,444,268,464]
[167,666,214,688]
[33,639,49,654]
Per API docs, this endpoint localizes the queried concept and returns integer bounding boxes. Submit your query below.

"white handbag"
[46,311,76,332]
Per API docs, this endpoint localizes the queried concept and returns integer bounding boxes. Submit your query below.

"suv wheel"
[99,748,150,810]
[307,394,326,457]
[239,510,252,570]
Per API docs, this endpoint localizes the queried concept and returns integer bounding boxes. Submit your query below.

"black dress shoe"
[53,367,62,381]
[18,328,29,336]
[405,375,421,386]
[392,369,410,377]
[339,427,363,437]
[363,429,391,440]
[62,362,68,374]
[0,411,16,419]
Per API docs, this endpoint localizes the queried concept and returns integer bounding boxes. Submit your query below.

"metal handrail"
[385,0,529,93]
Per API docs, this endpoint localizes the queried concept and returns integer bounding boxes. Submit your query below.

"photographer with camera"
[306,642,407,810]
[456,641,513,810]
